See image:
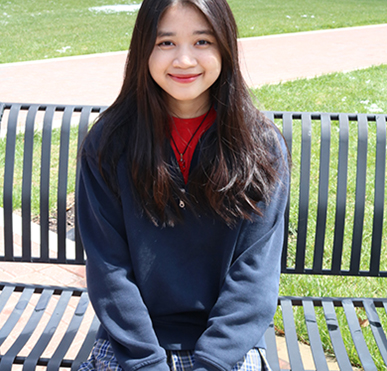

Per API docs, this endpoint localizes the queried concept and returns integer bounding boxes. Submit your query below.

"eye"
[157,41,175,48]
[196,40,211,46]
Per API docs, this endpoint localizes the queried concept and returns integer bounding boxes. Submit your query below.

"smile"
[168,74,201,83]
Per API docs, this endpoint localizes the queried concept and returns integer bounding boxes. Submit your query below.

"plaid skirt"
[78,339,272,371]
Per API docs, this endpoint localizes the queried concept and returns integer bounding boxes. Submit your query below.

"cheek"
[148,51,165,81]
[207,53,222,79]
[148,54,157,80]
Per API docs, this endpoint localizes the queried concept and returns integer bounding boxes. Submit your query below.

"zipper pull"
[179,188,186,208]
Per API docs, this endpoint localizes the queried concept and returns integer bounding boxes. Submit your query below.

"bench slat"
[312,114,331,273]
[363,299,387,365]
[295,113,312,273]
[281,298,305,370]
[0,286,14,315]
[331,113,350,273]
[3,104,20,260]
[349,114,368,275]
[264,322,280,371]
[281,112,293,272]
[342,299,377,370]
[73,107,95,263]
[21,105,39,261]
[370,114,386,275]
[321,301,353,370]
[57,106,75,262]
[39,106,56,262]
[302,299,329,370]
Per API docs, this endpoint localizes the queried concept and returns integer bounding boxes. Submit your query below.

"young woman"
[77,0,289,370]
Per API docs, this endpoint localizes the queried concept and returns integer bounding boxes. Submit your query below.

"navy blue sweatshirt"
[77,119,289,371]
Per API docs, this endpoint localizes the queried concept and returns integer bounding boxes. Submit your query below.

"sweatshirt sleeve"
[77,135,169,371]
[193,138,289,371]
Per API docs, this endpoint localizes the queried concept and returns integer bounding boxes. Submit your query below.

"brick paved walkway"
[0,24,386,106]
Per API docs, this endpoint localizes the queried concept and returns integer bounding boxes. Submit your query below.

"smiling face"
[148,3,222,118]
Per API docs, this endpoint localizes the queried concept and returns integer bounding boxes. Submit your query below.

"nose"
[172,45,197,68]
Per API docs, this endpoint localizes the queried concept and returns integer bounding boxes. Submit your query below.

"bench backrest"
[266,112,387,277]
[1,103,386,277]
[0,103,105,265]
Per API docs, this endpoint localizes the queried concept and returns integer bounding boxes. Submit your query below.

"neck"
[171,102,211,119]
[166,95,211,119]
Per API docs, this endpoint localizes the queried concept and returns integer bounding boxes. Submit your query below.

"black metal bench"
[0,103,386,370]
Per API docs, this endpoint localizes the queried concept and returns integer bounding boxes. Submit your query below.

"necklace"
[170,107,212,170]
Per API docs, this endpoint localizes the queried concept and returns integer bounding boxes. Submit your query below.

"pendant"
[179,153,186,170]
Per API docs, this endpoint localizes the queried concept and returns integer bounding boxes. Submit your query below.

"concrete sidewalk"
[0,24,386,106]
[1,23,386,370]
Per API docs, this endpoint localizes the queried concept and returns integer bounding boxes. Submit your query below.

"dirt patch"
[31,193,76,234]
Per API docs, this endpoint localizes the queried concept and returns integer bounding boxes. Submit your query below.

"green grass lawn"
[1,0,387,63]
[228,0,387,38]
[253,64,387,114]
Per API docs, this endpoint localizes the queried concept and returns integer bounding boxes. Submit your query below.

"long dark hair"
[92,0,284,227]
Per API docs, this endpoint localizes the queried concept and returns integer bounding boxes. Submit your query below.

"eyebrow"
[157,29,214,37]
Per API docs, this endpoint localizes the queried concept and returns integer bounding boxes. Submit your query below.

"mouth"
[168,73,201,83]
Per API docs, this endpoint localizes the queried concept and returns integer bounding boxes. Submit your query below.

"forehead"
[158,3,212,32]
